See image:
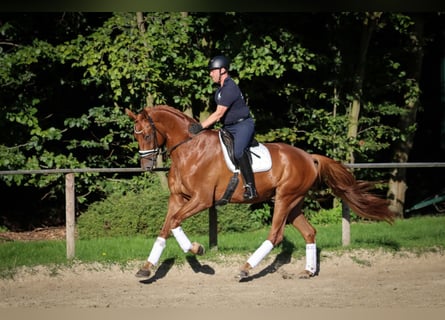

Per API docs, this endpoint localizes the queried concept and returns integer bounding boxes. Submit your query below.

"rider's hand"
[189,123,203,134]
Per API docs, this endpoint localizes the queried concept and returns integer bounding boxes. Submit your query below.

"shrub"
[77,187,170,239]
[306,205,359,225]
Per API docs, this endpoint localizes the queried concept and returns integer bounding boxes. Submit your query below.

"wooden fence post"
[342,200,351,246]
[65,173,75,259]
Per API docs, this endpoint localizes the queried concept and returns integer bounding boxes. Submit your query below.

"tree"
[386,14,427,217]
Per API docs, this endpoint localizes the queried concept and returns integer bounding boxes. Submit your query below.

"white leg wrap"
[171,226,192,253]
[305,243,317,274]
[247,240,274,268]
[147,237,166,266]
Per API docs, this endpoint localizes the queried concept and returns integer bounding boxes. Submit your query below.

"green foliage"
[305,205,359,225]
[183,203,264,235]
[232,30,316,79]
[256,100,406,177]
[60,12,211,108]
[77,174,168,238]
[249,203,273,226]
[78,187,170,239]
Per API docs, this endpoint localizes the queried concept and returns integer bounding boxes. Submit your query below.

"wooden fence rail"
[1,162,444,259]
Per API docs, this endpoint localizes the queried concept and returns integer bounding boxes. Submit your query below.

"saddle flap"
[219,129,236,166]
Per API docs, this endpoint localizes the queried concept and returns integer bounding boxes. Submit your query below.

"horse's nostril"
[140,158,156,172]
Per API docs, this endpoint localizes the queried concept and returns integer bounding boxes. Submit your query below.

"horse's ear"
[125,108,137,120]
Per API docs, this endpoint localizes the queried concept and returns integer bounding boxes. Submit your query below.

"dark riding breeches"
[223,117,255,162]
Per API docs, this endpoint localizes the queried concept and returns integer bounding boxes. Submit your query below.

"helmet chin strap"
[218,68,227,84]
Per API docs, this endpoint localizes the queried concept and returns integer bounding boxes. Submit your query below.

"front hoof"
[191,242,205,256]
[135,261,152,278]
[298,270,314,279]
[135,268,151,278]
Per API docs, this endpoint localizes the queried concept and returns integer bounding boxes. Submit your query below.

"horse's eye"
[134,124,144,135]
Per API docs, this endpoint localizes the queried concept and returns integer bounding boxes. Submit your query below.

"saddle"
[214,129,272,206]
[218,129,272,173]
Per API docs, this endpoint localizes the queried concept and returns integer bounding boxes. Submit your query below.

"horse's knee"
[302,228,316,243]
[300,223,316,243]
[267,236,283,247]
[267,227,285,246]
[291,215,317,243]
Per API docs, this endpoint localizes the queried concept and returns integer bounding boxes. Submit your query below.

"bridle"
[134,113,193,168]
[134,114,163,168]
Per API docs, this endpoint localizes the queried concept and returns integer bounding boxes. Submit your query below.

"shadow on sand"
[139,258,176,284]
[239,237,322,282]
[139,255,215,284]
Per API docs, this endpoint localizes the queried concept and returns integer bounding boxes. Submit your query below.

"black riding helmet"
[208,55,230,71]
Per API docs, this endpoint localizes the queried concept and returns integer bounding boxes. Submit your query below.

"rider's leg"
[238,151,257,200]
[226,118,257,200]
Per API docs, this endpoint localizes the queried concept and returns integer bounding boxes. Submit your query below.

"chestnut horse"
[126,105,395,280]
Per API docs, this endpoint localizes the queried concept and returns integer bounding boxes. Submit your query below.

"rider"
[189,55,257,200]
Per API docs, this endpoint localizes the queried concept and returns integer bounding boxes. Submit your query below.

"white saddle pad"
[218,133,272,173]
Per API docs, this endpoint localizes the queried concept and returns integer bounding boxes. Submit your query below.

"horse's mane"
[145,105,198,124]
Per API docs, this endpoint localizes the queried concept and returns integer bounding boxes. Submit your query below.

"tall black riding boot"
[238,152,258,200]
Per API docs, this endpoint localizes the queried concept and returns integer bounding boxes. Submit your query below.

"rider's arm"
[201,105,228,129]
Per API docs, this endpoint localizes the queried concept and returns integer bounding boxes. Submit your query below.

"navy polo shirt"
[214,77,250,125]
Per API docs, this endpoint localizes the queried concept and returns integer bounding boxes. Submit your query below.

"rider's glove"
[189,123,203,134]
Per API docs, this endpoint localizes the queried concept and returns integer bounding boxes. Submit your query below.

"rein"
[167,136,193,156]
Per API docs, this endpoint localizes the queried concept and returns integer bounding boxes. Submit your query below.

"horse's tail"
[311,154,395,224]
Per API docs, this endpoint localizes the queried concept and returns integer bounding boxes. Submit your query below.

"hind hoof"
[235,270,249,282]
[238,270,249,280]
[298,270,314,279]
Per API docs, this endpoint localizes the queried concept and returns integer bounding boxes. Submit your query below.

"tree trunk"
[387,15,425,218]
[342,13,381,245]
[136,12,146,33]
[346,12,381,163]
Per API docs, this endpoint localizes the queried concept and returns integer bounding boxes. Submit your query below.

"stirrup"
[243,184,257,200]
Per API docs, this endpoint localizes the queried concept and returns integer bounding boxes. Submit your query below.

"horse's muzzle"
[139,149,159,172]
[140,157,157,172]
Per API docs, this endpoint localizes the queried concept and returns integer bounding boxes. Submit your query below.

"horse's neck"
[155,109,192,151]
